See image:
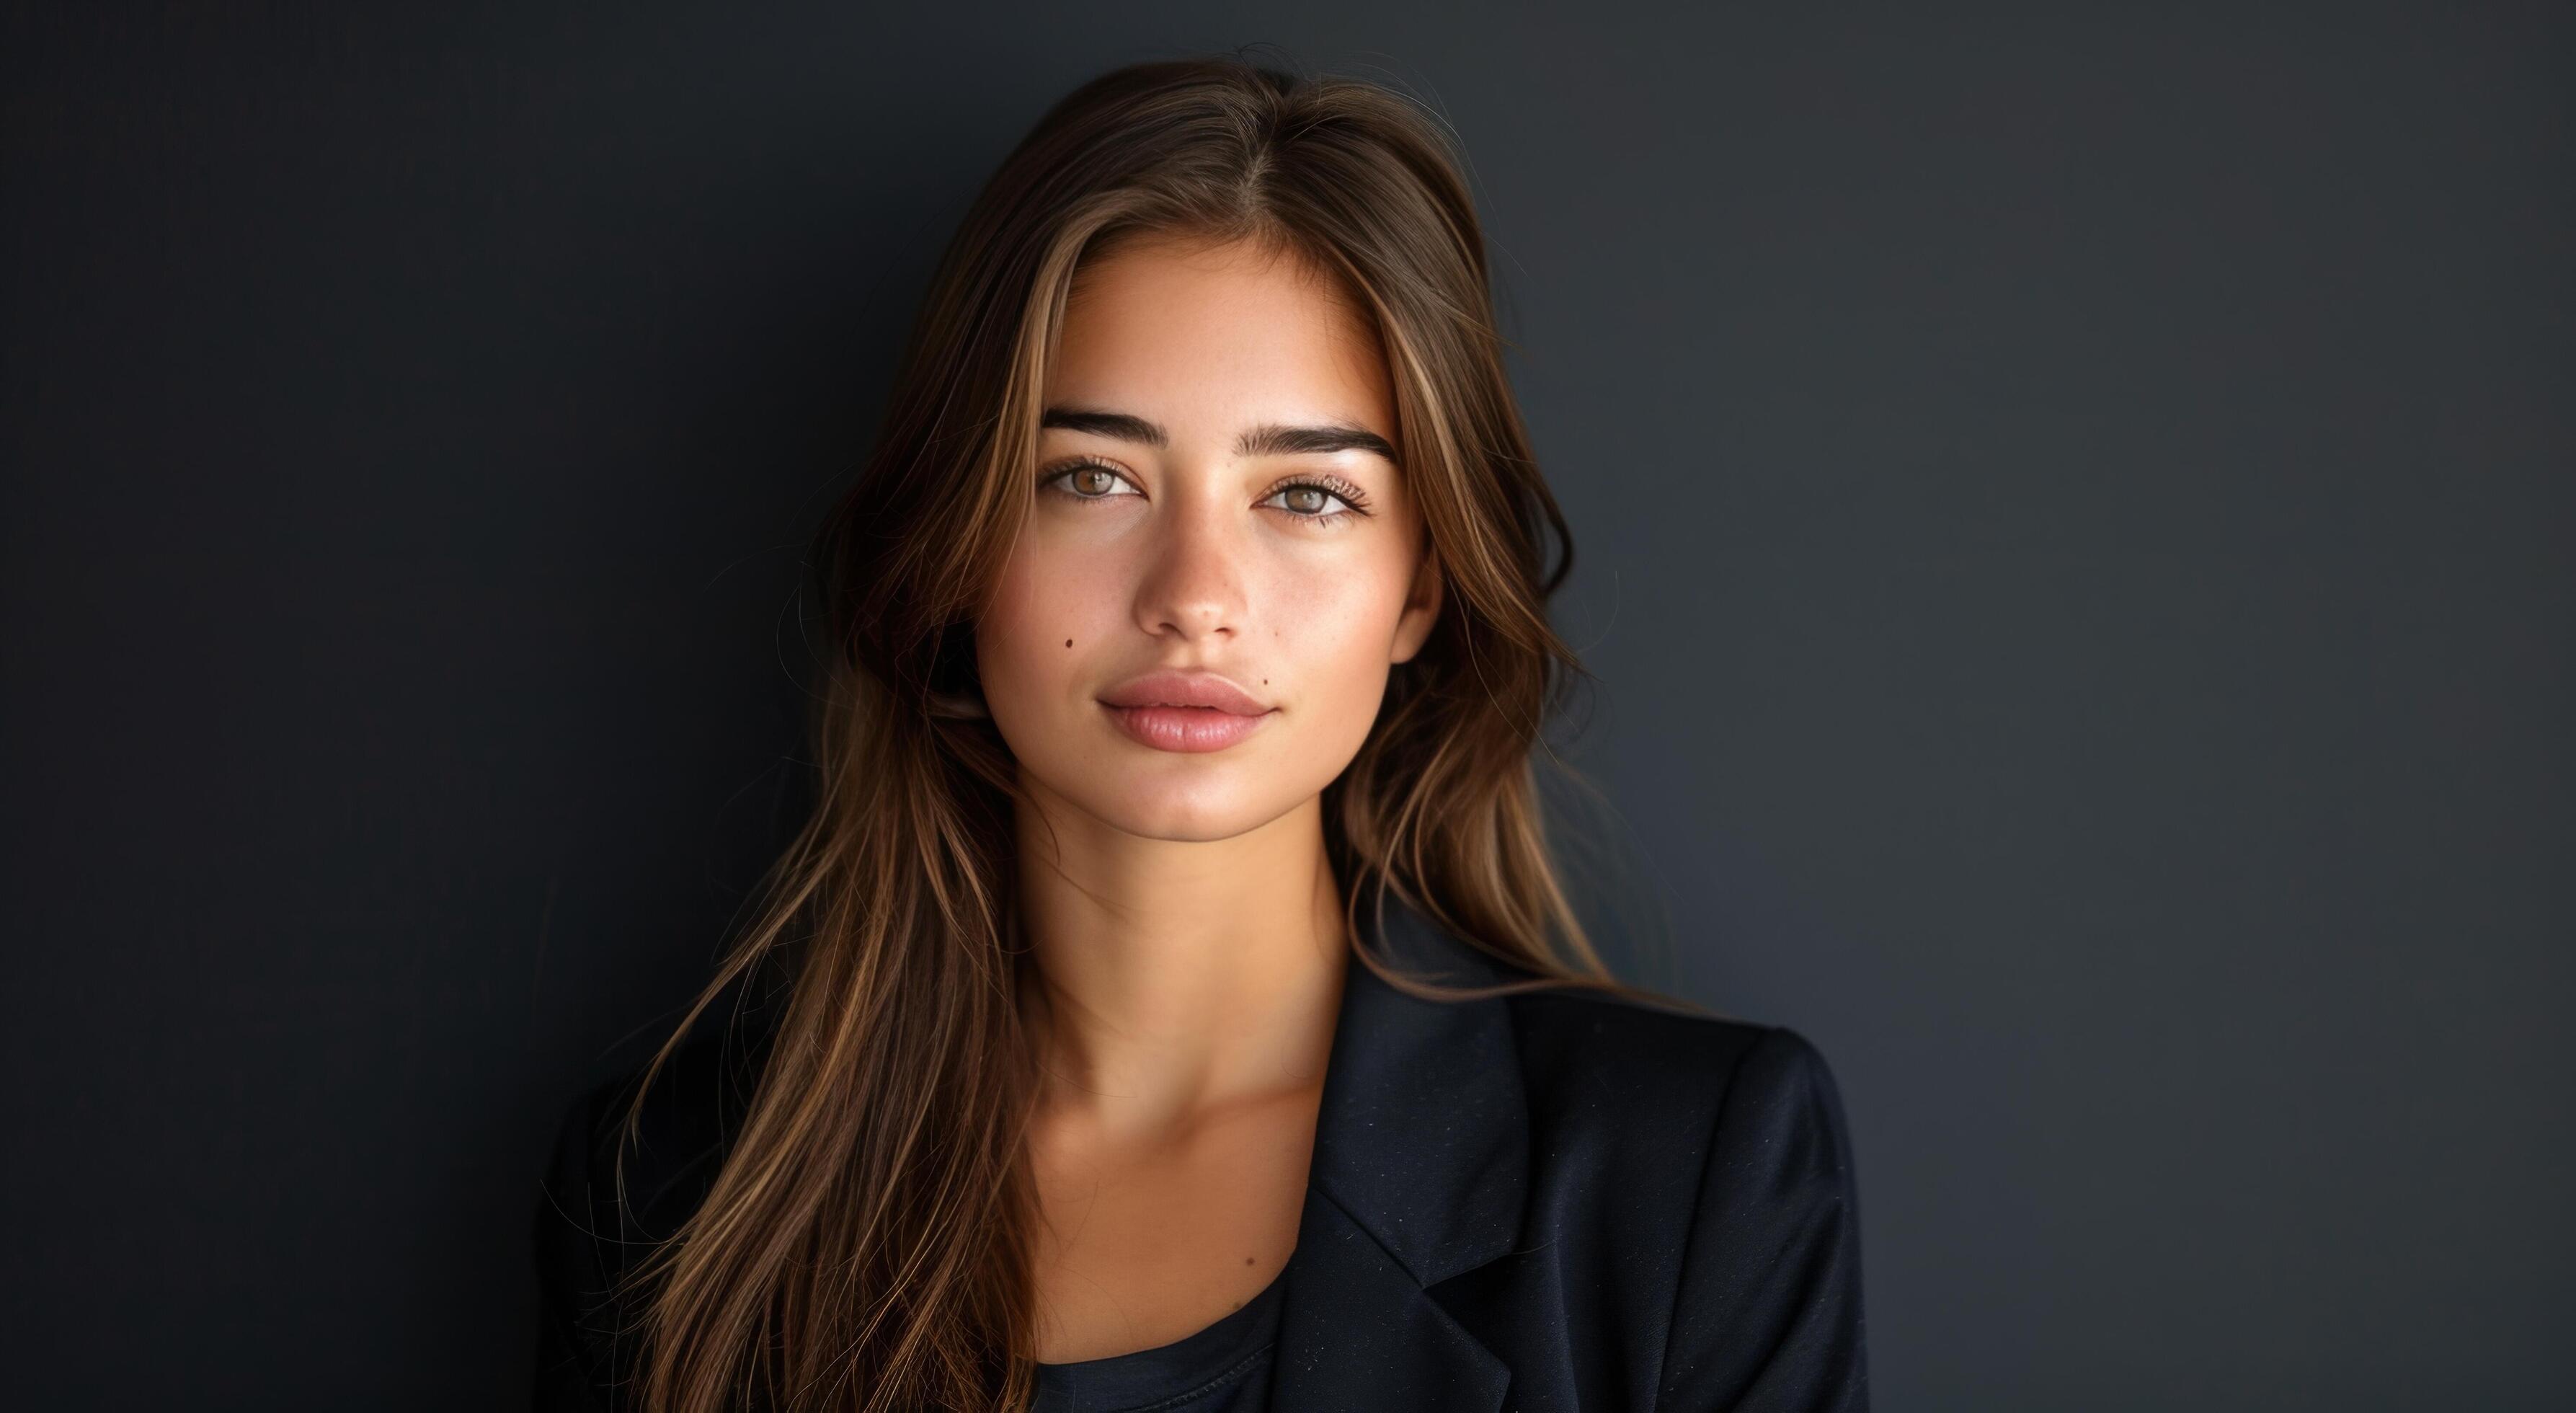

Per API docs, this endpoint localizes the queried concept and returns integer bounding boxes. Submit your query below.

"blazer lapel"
[1270,890,1530,1410]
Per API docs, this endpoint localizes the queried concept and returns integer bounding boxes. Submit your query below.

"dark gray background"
[4,3,2567,1408]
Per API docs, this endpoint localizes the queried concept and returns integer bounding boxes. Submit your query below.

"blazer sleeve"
[532,1086,622,1412]
[1656,1024,1870,1412]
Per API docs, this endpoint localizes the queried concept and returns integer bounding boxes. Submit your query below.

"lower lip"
[1101,703,1276,753]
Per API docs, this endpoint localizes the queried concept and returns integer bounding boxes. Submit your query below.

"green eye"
[1261,475,1372,525]
[1040,461,1142,500]
[1269,483,1351,518]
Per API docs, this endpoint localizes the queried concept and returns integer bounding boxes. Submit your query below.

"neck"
[1013,782,1350,1144]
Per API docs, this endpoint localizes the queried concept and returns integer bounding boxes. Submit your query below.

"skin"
[974,231,1444,1363]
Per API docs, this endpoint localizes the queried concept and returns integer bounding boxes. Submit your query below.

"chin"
[1084,783,1279,843]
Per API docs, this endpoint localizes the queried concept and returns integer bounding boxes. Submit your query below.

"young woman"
[533,54,1867,1413]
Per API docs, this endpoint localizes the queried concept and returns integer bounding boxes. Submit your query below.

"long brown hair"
[606,50,1691,1412]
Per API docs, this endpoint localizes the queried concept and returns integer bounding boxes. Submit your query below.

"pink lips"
[1098,670,1277,753]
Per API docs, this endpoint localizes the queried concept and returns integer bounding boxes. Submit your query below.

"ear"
[1389,538,1445,665]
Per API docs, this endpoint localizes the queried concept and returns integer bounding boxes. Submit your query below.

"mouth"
[1095,669,1279,753]
[1096,668,1274,716]
[1098,700,1277,753]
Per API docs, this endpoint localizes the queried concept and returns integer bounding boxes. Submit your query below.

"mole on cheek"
[1064,639,1072,647]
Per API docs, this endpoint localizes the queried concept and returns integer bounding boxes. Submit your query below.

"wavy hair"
[603,50,1684,1412]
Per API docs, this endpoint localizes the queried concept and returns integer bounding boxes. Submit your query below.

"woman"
[533,53,1868,1413]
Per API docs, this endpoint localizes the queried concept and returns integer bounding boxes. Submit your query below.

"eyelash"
[1036,458,1375,526]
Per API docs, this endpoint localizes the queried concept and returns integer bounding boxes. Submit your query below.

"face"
[975,232,1444,843]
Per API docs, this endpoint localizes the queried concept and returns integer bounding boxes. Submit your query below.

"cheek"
[1267,552,1415,710]
[980,540,1117,704]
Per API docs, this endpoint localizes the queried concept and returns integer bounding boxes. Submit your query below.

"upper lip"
[1098,669,1274,715]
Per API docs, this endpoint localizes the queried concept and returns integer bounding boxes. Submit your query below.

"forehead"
[1047,234,1395,437]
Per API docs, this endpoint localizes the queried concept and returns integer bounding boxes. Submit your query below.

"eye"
[1038,459,1144,502]
[1259,475,1374,526]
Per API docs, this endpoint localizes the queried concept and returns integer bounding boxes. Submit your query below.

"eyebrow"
[1039,405,1398,464]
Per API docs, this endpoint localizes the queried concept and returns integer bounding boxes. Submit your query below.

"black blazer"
[532,893,1870,1411]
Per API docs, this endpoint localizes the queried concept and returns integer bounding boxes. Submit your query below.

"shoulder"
[529,1018,773,1409]
[1501,983,1862,1258]
[540,1018,765,1237]
[1504,984,1852,1161]
[1503,988,1870,1404]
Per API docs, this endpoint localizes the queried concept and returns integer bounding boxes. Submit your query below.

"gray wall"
[4,3,2567,1407]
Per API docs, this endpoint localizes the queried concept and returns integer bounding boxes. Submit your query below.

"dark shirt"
[1030,1263,1287,1413]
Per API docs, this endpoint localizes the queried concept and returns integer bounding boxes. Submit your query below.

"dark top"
[1030,1262,1287,1413]
[533,891,1870,1411]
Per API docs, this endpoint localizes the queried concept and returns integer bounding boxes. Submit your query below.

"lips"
[1098,670,1276,753]
[1097,670,1272,715]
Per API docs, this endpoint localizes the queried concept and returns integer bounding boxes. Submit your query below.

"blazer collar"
[1271,889,1532,1408]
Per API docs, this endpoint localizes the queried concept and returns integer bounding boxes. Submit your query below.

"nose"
[1131,479,1249,645]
